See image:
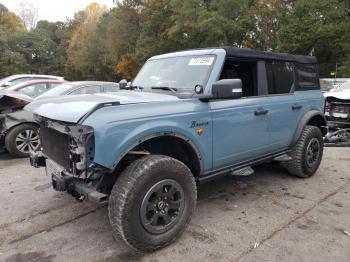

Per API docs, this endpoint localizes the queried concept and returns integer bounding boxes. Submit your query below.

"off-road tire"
[5,123,39,158]
[286,125,323,178]
[108,155,197,252]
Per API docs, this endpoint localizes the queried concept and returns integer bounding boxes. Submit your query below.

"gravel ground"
[0,147,349,262]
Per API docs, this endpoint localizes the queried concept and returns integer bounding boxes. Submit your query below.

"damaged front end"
[0,92,32,114]
[324,96,350,145]
[0,92,33,145]
[30,115,110,204]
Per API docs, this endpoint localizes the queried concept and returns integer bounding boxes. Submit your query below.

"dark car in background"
[0,81,119,157]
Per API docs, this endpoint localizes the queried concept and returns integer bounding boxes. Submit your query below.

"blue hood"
[25,91,179,123]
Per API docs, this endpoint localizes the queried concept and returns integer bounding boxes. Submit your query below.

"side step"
[273,154,292,162]
[231,166,254,176]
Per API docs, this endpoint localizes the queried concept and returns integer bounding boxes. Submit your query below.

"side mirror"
[211,79,242,99]
[3,82,12,87]
[119,79,128,90]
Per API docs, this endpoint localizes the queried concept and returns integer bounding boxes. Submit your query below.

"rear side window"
[296,63,319,90]
[266,61,294,94]
[104,84,119,92]
[10,77,31,85]
[69,85,102,95]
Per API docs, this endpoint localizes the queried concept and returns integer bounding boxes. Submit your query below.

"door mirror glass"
[212,79,242,99]
[3,81,12,87]
[119,79,128,89]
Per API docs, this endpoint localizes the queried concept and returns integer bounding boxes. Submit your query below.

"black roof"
[222,47,317,64]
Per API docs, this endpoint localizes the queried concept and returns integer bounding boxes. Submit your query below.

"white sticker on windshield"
[188,57,214,66]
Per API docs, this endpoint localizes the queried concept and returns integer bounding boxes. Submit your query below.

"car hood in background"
[25,91,179,123]
[323,91,350,100]
[0,91,33,112]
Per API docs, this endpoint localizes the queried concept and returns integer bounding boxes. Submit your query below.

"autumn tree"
[94,2,142,80]
[65,3,107,80]
[0,3,25,33]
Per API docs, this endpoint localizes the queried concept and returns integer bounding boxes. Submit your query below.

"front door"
[210,97,271,170]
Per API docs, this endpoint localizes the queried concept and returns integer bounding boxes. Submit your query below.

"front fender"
[83,103,212,172]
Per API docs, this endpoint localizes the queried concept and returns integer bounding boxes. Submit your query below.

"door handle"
[292,104,303,110]
[254,108,269,116]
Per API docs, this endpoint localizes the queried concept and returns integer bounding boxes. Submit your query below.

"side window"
[266,61,294,94]
[48,83,60,89]
[10,77,31,85]
[19,83,49,97]
[220,60,257,97]
[104,84,119,92]
[69,85,101,95]
[296,63,319,90]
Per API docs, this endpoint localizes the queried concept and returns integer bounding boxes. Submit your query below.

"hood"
[25,91,179,123]
[323,91,350,100]
[0,91,33,113]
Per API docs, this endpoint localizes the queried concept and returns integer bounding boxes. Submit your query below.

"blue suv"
[29,47,327,251]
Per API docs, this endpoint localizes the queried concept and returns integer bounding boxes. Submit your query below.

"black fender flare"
[290,110,327,147]
[111,132,204,176]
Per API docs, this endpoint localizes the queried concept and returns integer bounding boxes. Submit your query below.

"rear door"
[264,61,305,149]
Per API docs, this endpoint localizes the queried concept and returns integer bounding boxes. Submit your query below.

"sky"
[1,0,116,22]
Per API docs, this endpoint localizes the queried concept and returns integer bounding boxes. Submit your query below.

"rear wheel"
[5,124,40,158]
[286,125,323,178]
[108,155,197,252]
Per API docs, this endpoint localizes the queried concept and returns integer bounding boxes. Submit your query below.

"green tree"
[0,50,29,76]
[93,2,141,80]
[135,0,175,63]
[277,0,350,77]
[248,0,293,50]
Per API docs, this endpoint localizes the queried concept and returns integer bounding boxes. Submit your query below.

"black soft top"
[222,47,317,64]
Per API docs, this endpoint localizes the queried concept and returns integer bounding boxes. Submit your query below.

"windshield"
[335,81,350,92]
[36,83,73,99]
[132,55,215,92]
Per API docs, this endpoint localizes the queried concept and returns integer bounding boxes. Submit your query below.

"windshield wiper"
[151,86,178,93]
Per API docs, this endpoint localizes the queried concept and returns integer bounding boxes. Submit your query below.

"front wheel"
[286,125,324,178]
[5,123,40,158]
[108,155,197,252]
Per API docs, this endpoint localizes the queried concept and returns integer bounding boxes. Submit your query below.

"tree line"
[1,0,350,81]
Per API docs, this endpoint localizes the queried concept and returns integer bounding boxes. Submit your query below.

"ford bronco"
[28,47,327,251]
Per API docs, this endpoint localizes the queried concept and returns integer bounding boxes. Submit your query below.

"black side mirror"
[119,79,128,89]
[211,79,242,99]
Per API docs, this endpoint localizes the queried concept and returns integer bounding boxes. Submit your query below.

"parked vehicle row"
[0,74,64,89]
[0,81,119,157]
[323,80,350,145]
[27,47,326,251]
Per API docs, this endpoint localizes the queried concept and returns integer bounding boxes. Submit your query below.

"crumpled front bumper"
[29,151,108,204]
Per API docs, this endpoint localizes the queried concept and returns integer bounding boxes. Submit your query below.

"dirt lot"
[0,147,349,262]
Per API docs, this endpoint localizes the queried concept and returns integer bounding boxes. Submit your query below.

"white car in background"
[0,74,64,89]
[324,80,350,120]
[324,80,350,144]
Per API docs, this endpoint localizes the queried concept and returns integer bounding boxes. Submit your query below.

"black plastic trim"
[290,110,327,147]
[198,149,290,184]
[77,101,120,124]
